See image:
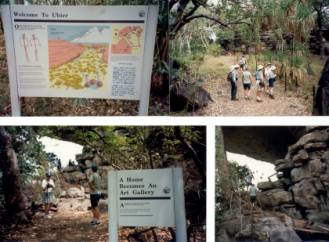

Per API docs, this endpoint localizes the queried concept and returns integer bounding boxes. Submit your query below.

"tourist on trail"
[249,184,257,206]
[242,66,252,100]
[264,63,272,92]
[239,55,247,70]
[89,163,101,226]
[41,171,55,219]
[255,65,265,102]
[244,172,253,189]
[229,65,240,101]
[268,66,277,99]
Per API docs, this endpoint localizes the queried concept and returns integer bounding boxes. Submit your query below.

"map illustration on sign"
[48,25,110,90]
[112,26,143,55]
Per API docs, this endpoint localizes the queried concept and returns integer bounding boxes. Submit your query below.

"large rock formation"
[257,127,329,222]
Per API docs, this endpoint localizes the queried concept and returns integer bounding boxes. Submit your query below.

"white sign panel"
[117,168,175,227]
[6,5,149,100]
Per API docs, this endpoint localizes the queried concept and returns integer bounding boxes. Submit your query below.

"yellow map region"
[111,26,143,55]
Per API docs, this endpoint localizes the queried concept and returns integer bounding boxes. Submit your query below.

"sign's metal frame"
[1,4,158,116]
[108,167,188,242]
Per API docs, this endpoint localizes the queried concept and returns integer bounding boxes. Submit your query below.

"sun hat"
[271,66,276,71]
[257,65,264,70]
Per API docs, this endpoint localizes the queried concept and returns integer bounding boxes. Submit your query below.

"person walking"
[41,171,55,218]
[249,183,258,206]
[242,66,252,100]
[255,65,265,102]
[239,55,247,70]
[268,66,277,99]
[89,163,101,226]
[264,63,272,93]
[229,65,240,101]
[244,172,253,189]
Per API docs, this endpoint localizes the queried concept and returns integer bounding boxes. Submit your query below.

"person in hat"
[41,171,55,218]
[264,63,272,92]
[255,65,265,102]
[268,66,277,99]
[242,65,252,99]
[89,163,101,225]
[229,64,240,101]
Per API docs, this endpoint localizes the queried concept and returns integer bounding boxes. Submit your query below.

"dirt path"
[2,198,175,242]
[196,55,312,116]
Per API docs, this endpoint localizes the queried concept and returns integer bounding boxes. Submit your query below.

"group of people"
[228,55,277,102]
[41,163,102,226]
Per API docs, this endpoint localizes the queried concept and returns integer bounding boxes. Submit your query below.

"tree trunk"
[0,127,29,224]
[314,57,329,115]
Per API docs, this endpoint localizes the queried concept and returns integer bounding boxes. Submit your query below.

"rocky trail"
[1,197,174,242]
[196,55,312,116]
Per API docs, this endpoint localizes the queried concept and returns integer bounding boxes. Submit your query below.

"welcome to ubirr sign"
[108,168,187,242]
[1,5,158,116]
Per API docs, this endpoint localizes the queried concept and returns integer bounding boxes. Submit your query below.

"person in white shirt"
[239,55,247,70]
[242,66,252,99]
[268,66,277,99]
[41,171,55,218]
[255,65,265,102]
[264,63,271,92]
[230,65,240,101]
[249,184,258,205]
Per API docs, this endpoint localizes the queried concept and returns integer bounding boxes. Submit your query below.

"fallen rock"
[291,159,325,183]
[258,189,293,207]
[258,180,283,191]
[292,150,309,165]
[67,187,85,198]
[304,142,327,151]
[291,179,320,209]
[288,129,329,155]
[275,159,294,172]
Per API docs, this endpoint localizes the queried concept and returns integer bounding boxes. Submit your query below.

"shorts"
[250,196,256,203]
[243,83,251,90]
[256,80,265,88]
[43,192,55,204]
[90,193,101,208]
[269,78,276,87]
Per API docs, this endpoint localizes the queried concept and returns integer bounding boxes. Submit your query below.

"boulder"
[291,159,325,183]
[307,211,329,224]
[258,189,293,207]
[275,159,294,172]
[237,217,302,242]
[291,179,320,209]
[292,150,309,165]
[62,166,79,173]
[258,181,283,191]
[304,142,327,151]
[279,204,302,219]
[322,151,329,162]
[320,174,329,188]
[62,171,86,184]
[288,130,329,155]
[67,187,85,198]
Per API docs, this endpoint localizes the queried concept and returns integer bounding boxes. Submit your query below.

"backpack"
[227,71,233,82]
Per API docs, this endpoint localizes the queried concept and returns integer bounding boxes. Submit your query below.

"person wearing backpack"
[268,66,277,99]
[228,65,239,101]
[255,65,265,102]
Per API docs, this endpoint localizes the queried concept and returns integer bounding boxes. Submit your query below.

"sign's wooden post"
[1,5,21,116]
[108,171,118,242]
[138,5,159,116]
[173,167,188,242]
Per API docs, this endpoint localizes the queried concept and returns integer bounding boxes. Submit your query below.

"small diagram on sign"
[19,33,42,63]
[48,25,110,90]
[30,34,41,62]
[111,26,143,55]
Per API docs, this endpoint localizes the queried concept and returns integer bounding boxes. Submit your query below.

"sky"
[38,136,83,168]
[226,151,277,185]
